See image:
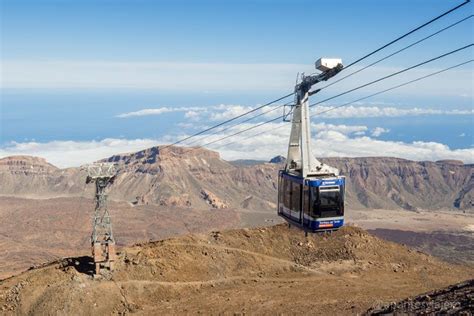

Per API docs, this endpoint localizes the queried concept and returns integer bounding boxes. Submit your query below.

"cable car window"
[281,178,286,207]
[303,186,310,215]
[310,187,320,217]
[319,189,342,217]
[278,176,284,205]
[311,187,343,217]
[284,179,291,209]
[340,185,345,215]
[320,191,339,208]
[292,182,301,212]
[288,180,294,210]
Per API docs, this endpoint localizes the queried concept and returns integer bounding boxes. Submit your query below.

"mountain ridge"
[0,146,472,211]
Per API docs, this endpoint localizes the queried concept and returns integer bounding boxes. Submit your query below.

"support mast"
[86,163,117,275]
[285,58,344,178]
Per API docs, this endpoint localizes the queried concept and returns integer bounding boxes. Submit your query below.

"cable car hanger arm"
[297,59,344,96]
[285,58,343,178]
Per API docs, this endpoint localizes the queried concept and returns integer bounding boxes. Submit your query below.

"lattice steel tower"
[86,163,117,275]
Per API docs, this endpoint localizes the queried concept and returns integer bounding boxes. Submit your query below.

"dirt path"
[165,241,325,274]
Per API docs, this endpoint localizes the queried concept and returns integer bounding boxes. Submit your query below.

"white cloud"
[209,104,254,121]
[371,127,390,137]
[184,110,201,120]
[116,104,472,122]
[116,107,203,118]
[191,122,474,163]
[116,104,268,121]
[309,132,473,163]
[0,139,161,168]
[1,121,472,167]
[312,122,367,135]
[177,122,197,129]
[311,105,473,118]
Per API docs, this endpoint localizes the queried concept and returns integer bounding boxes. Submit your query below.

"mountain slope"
[0,146,472,211]
[0,156,84,198]
[322,157,473,211]
[0,225,471,315]
[103,146,277,210]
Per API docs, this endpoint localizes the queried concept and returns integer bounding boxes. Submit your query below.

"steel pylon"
[86,163,117,275]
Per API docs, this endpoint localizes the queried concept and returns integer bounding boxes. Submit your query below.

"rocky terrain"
[0,224,472,315]
[0,146,472,211]
[0,147,473,314]
[0,196,242,280]
[367,279,473,315]
[0,146,473,279]
[0,156,85,198]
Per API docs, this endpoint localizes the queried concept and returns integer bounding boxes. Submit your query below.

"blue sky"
[0,0,473,167]
[2,0,472,63]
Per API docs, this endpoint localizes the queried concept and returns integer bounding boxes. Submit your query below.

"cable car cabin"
[278,170,345,232]
[277,57,345,232]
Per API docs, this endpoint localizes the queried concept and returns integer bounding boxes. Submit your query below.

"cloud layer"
[2,61,305,92]
[116,107,202,118]
[0,139,161,168]
[3,60,472,97]
[115,104,473,122]
[310,105,473,118]
[1,121,472,168]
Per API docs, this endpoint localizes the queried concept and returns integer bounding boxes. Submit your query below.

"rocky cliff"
[0,147,472,211]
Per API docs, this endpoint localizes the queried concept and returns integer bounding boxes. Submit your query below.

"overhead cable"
[309,44,473,108]
[160,91,295,149]
[174,7,472,148]
[213,59,473,150]
[319,14,474,91]
[161,0,470,149]
[185,45,473,150]
[342,0,471,71]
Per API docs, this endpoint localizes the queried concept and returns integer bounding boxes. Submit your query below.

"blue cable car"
[278,171,345,232]
[277,57,345,232]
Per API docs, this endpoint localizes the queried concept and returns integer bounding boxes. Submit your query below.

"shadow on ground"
[61,256,95,276]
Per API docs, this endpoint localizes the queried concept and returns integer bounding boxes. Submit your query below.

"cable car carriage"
[278,171,345,232]
[277,58,345,232]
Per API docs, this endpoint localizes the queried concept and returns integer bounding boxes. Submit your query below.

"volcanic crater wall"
[0,147,472,211]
